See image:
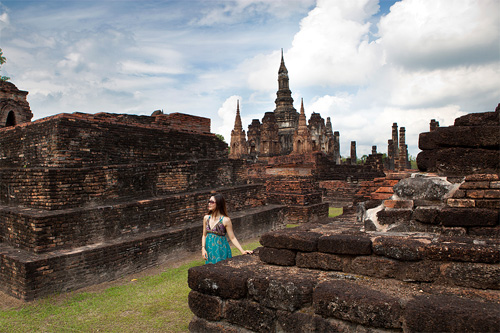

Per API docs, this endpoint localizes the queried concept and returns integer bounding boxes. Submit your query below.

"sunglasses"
[208,200,216,204]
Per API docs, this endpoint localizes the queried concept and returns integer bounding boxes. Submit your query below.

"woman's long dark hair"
[209,193,228,217]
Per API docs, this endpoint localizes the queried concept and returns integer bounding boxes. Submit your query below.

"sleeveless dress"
[205,216,232,264]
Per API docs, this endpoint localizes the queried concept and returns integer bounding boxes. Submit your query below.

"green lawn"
[0,208,344,332]
[0,241,261,333]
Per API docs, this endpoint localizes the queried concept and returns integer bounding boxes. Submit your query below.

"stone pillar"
[430,119,440,132]
[398,127,407,171]
[392,123,399,170]
[350,141,357,165]
[387,139,395,170]
[334,131,340,164]
[372,146,377,155]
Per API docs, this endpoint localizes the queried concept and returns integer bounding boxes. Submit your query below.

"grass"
[329,207,343,217]
[0,240,262,333]
[0,209,344,332]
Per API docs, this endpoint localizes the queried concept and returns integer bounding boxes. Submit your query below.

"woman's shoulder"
[203,214,210,221]
[221,216,231,225]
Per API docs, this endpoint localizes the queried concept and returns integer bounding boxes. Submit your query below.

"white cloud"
[378,0,500,69]
[215,95,242,141]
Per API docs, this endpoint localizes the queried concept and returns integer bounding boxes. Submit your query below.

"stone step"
[188,252,500,332]
[257,225,500,290]
[0,204,284,300]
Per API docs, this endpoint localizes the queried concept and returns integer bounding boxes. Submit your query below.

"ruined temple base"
[188,211,500,332]
[0,204,285,301]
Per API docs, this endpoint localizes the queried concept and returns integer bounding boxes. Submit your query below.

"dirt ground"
[0,238,260,311]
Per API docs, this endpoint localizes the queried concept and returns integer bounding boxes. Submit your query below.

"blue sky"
[0,0,498,157]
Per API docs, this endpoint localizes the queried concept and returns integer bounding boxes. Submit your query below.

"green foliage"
[0,48,10,81]
[215,134,226,143]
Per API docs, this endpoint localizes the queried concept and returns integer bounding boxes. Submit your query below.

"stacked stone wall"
[0,113,226,168]
[417,104,499,176]
[1,204,284,300]
[0,185,267,254]
[318,180,361,207]
[189,213,500,332]
[0,159,244,210]
[0,111,285,301]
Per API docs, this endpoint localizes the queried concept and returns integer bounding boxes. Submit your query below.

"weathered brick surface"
[442,262,500,289]
[0,185,269,253]
[188,261,251,300]
[259,230,320,252]
[437,207,499,227]
[296,252,344,271]
[188,291,223,321]
[189,316,250,333]
[247,268,319,312]
[404,294,500,332]
[258,247,296,266]
[313,280,402,329]
[0,113,227,168]
[223,299,276,333]
[317,234,372,255]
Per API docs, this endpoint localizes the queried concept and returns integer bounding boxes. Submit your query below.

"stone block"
[454,109,499,126]
[424,240,500,263]
[404,294,500,332]
[442,262,500,290]
[188,291,223,321]
[259,230,320,252]
[348,256,397,279]
[490,181,500,189]
[475,200,500,209]
[296,252,344,271]
[276,310,348,333]
[469,225,500,238]
[394,260,440,283]
[370,192,392,200]
[461,181,492,189]
[188,264,249,299]
[437,208,499,227]
[417,148,500,176]
[466,189,485,199]
[317,234,372,255]
[247,270,318,312]
[375,186,393,193]
[485,189,500,199]
[446,198,475,207]
[418,126,500,150]
[412,206,440,224]
[372,236,424,261]
[465,174,499,181]
[188,316,247,333]
[376,208,412,225]
[383,199,413,209]
[223,299,276,333]
[313,280,402,329]
[258,247,296,266]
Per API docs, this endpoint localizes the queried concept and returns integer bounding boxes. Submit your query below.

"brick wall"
[0,113,226,168]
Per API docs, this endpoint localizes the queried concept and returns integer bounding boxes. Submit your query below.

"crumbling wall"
[417,104,500,176]
[0,112,283,300]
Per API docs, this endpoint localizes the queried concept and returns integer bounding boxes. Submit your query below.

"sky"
[0,0,498,158]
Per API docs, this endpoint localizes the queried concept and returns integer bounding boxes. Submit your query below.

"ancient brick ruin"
[0,81,33,128]
[188,106,500,332]
[0,105,288,300]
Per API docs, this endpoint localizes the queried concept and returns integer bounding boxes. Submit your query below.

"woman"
[202,193,253,264]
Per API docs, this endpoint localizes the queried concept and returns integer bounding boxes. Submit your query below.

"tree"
[0,48,10,81]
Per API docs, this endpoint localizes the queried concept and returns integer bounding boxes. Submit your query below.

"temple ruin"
[188,105,500,332]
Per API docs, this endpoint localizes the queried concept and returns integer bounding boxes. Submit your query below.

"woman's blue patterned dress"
[205,216,232,264]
